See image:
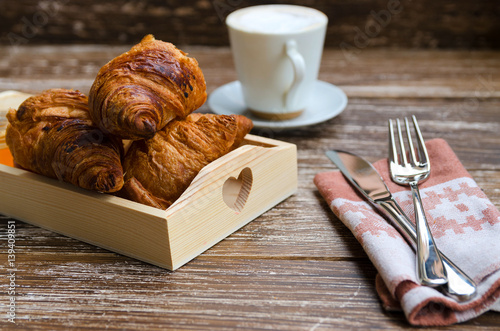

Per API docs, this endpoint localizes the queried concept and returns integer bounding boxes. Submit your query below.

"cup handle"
[284,40,305,111]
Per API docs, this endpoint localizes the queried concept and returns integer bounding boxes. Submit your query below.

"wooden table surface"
[0,45,499,329]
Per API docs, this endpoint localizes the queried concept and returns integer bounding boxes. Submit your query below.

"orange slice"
[0,148,13,167]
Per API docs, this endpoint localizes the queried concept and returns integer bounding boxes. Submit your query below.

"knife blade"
[326,150,476,301]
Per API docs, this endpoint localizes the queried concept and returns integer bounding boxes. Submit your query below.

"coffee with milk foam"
[227,6,326,34]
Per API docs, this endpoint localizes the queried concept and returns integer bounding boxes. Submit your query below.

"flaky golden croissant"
[120,113,253,209]
[6,89,124,193]
[89,34,207,140]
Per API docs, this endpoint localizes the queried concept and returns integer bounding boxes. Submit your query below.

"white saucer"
[207,80,347,130]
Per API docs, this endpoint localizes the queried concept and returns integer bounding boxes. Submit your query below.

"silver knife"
[326,150,476,301]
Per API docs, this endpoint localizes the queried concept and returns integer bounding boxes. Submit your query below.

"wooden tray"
[0,91,297,270]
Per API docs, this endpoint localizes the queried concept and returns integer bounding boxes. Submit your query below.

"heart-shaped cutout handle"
[222,167,253,213]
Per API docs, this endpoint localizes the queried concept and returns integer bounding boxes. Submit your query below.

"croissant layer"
[6,89,124,193]
[121,113,253,209]
[89,34,207,140]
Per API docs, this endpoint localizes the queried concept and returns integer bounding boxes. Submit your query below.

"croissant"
[120,113,253,209]
[6,89,124,193]
[89,34,207,140]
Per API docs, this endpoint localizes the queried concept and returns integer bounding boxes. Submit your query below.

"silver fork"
[389,116,448,287]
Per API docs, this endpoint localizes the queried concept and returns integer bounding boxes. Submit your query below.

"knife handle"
[377,198,477,301]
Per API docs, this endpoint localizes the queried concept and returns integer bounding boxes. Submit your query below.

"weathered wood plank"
[0,0,499,49]
[1,224,499,331]
[1,46,499,99]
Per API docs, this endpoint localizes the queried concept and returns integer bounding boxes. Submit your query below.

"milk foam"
[228,6,326,34]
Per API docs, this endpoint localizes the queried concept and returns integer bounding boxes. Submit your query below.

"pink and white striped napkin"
[314,138,500,326]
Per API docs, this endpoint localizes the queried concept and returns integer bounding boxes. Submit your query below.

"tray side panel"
[165,140,298,270]
[0,165,173,269]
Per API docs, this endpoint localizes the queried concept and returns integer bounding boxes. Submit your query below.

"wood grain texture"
[0,46,499,329]
[0,0,499,48]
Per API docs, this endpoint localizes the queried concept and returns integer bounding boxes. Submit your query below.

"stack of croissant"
[6,35,253,209]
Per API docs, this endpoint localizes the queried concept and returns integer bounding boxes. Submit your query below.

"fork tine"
[396,118,408,165]
[411,115,429,164]
[388,119,398,164]
[405,117,418,165]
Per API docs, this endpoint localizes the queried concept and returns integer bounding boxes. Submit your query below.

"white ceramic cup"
[226,5,328,120]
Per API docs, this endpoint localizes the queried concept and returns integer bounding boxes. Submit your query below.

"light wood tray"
[0,90,297,270]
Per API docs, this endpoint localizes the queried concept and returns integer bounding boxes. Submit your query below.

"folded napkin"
[314,138,500,326]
